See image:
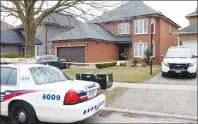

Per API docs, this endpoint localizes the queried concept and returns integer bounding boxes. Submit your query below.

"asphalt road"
[1,110,197,124]
[144,73,197,85]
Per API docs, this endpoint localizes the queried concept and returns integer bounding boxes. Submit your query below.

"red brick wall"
[103,21,132,36]
[159,18,178,62]
[130,17,161,64]
[52,40,119,63]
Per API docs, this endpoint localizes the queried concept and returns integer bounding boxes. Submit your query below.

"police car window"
[29,66,68,85]
[0,67,14,85]
[7,69,17,85]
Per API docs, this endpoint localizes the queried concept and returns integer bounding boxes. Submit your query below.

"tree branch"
[0,2,18,12]
[34,0,44,15]
[34,0,64,25]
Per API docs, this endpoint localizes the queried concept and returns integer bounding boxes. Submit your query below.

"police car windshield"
[29,66,69,85]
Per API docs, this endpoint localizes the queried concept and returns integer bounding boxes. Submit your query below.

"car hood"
[163,58,196,64]
[33,80,100,93]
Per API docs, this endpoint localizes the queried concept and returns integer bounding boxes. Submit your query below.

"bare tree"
[1,1,122,57]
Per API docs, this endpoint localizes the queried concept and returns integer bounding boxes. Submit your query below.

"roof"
[49,23,132,43]
[0,30,42,45]
[174,22,198,34]
[91,1,180,28]
[186,7,198,17]
[91,1,157,23]
[0,30,24,44]
[42,13,82,28]
[13,13,82,30]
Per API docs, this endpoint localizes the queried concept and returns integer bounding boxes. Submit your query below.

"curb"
[102,107,197,121]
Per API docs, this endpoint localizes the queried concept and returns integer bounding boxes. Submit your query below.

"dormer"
[185,7,198,25]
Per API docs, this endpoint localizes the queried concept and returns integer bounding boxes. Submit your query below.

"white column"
[177,35,180,46]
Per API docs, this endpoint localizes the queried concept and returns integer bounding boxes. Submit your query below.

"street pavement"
[1,111,197,124]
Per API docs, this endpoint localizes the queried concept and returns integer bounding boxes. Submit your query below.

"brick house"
[174,7,197,56]
[51,1,180,63]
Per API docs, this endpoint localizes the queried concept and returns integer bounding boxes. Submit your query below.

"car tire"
[9,101,38,124]
[65,63,70,69]
[162,72,167,77]
[190,73,197,78]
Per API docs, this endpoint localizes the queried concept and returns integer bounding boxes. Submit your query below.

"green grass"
[64,65,161,83]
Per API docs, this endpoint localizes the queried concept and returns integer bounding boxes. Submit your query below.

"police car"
[0,58,106,124]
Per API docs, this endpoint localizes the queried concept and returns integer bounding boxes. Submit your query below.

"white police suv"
[161,46,197,78]
[0,58,106,124]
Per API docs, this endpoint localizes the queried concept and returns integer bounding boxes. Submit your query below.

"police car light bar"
[0,58,36,64]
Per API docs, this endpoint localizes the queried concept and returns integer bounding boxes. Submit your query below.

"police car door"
[0,67,18,116]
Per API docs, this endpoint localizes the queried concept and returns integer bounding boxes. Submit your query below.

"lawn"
[64,65,161,83]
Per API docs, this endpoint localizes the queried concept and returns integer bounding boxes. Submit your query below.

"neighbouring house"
[50,1,180,63]
[0,30,42,55]
[1,21,13,30]
[13,13,82,57]
[173,7,198,56]
[1,21,42,55]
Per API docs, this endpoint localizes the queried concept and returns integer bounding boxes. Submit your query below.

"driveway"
[144,73,197,85]
[109,88,197,116]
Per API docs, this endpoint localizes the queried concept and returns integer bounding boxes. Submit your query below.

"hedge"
[95,61,117,69]
[1,53,22,58]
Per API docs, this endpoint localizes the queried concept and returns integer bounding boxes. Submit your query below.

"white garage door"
[182,40,197,56]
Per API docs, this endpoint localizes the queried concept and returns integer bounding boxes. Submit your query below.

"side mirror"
[161,55,164,58]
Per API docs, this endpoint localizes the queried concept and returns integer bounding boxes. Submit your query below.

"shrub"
[144,49,152,65]
[1,53,22,58]
[96,61,117,69]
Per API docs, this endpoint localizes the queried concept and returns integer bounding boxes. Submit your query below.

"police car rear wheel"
[10,101,38,124]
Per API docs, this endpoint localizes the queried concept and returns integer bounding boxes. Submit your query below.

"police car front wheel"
[9,101,38,124]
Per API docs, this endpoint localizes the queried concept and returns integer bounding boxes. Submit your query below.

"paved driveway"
[144,73,197,85]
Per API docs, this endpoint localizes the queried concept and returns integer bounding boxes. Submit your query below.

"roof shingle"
[91,1,158,23]
[0,30,42,45]
[186,7,198,17]
[49,23,132,43]
[175,23,198,34]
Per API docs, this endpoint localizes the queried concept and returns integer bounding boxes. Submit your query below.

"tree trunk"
[24,22,37,57]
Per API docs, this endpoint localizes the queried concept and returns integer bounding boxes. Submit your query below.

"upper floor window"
[151,18,155,34]
[118,23,130,34]
[134,19,148,34]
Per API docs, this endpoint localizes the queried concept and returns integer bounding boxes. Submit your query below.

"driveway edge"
[102,107,197,121]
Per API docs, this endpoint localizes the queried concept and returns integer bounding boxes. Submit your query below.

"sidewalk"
[111,82,197,91]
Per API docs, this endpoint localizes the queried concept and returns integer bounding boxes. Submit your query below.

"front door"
[119,44,129,60]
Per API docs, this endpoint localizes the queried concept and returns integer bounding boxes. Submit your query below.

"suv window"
[0,67,16,85]
[7,69,17,85]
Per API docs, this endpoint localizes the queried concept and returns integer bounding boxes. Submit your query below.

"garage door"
[182,40,197,56]
[57,46,85,62]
